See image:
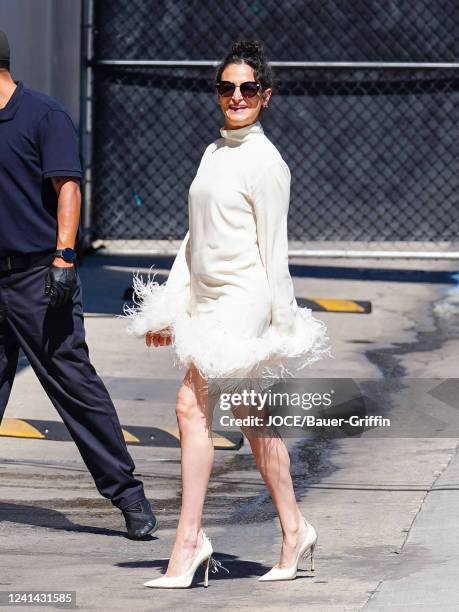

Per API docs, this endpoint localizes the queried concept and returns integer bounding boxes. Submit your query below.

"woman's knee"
[176,388,211,429]
[175,388,196,420]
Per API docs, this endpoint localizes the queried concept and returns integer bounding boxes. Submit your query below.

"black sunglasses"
[216,80,261,98]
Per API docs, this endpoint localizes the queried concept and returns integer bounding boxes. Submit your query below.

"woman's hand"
[145,327,173,348]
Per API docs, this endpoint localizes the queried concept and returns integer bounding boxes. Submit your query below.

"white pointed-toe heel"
[143,530,228,589]
[258,518,318,582]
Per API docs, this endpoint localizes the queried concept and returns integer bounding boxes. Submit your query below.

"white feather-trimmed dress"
[125,121,330,383]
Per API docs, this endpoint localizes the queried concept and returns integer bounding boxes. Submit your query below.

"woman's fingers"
[145,330,173,348]
[146,332,158,347]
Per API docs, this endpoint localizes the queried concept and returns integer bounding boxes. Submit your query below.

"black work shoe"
[122,499,159,540]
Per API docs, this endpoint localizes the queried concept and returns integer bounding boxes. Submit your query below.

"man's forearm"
[52,177,81,249]
[50,177,81,268]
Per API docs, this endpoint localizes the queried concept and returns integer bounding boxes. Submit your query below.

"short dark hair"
[216,40,273,91]
[0,60,10,71]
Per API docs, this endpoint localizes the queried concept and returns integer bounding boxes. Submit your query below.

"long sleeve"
[251,161,297,335]
[163,230,191,297]
[124,231,191,336]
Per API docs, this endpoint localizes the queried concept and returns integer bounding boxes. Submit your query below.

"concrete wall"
[0,0,81,123]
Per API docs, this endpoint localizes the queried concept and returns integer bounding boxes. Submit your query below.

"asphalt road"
[1,254,458,611]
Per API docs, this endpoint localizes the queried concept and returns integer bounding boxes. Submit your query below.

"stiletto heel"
[203,556,211,587]
[310,540,317,572]
[259,518,318,582]
[301,540,316,571]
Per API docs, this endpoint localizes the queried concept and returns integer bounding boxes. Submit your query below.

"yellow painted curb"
[163,426,237,449]
[122,428,140,443]
[162,426,181,440]
[0,418,45,439]
[314,298,366,313]
[0,420,242,450]
[211,434,240,449]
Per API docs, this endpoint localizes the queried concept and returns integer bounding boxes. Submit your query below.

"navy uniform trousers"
[0,263,145,510]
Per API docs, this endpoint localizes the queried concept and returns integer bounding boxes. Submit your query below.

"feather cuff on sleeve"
[124,271,189,337]
[123,231,191,337]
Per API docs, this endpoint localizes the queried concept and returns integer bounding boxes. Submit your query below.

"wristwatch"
[54,248,77,263]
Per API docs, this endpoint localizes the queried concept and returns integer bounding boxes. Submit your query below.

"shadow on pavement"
[117,553,315,581]
[0,502,158,540]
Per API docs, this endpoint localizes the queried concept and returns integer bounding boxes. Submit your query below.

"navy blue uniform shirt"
[0,81,82,256]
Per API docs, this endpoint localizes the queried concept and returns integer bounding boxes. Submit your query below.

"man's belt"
[0,251,56,273]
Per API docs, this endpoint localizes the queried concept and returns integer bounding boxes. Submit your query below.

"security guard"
[0,31,157,539]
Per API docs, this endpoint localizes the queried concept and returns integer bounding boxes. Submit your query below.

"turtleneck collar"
[220,120,264,143]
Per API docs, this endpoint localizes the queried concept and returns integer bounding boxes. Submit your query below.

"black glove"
[45,265,78,308]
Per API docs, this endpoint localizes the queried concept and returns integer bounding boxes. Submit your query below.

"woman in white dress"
[126,40,330,587]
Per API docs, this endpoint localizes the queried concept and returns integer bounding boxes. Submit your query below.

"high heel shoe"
[143,530,225,589]
[258,518,318,582]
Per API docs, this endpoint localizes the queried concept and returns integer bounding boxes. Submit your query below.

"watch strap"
[54,248,77,262]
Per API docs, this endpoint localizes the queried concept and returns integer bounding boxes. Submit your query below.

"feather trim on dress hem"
[124,272,332,382]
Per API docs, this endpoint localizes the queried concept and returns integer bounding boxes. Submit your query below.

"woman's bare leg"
[165,364,215,576]
[241,413,308,568]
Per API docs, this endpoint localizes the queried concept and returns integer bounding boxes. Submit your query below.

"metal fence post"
[79,0,94,252]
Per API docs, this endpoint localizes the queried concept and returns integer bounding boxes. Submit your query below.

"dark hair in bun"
[216,40,273,90]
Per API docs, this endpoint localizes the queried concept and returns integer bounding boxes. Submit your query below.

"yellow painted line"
[0,420,241,449]
[163,426,237,449]
[122,428,140,443]
[314,298,365,313]
[0,418,45,439]
[162,426,181,441]
[211,434,239,449]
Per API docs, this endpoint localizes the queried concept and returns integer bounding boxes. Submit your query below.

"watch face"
[62,248,77,262]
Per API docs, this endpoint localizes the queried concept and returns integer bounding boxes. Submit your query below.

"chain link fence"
[81,0,459,257]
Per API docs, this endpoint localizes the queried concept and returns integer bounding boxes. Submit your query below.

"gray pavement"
[364,444,459,612]
[0,254,458,611]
